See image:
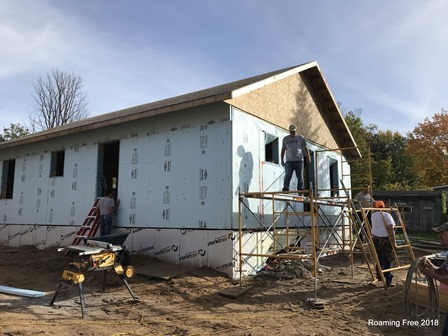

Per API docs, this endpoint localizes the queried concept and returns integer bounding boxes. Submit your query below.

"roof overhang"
[301,64,361,159]
[0,61,361,160]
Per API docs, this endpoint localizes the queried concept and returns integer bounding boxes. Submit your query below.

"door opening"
[97,141,120,198]
[304,150,315,196]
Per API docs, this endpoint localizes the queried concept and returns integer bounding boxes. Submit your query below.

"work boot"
[386,281,395,288]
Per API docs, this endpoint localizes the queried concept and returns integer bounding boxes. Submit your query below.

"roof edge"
[230,61,318,99]
[0,93,231,150]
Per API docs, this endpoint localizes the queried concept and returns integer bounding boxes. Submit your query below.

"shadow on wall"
[236,145,253,195]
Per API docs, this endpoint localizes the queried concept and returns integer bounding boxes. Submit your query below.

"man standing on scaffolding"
[280,124,311,192]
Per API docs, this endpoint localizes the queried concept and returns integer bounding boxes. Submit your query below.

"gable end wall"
[225,73,339,150]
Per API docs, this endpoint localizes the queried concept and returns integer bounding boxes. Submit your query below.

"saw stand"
[49,241,138,318]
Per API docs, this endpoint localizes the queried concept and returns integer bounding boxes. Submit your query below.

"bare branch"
[29,68,89,131]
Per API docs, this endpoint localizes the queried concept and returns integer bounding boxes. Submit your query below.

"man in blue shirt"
[280,124,311,192]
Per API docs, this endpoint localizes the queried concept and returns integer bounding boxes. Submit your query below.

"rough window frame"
[264,133,279,164]
[50,150,65,177]
[0,159,16,199]
[329,157,339,196]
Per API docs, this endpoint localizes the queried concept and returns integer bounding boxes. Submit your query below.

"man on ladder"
[99,189,120,236]
[371,200,398,288]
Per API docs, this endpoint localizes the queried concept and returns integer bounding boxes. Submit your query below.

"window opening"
[264,133,279,164]
[403,206,413,214]
[329,157,339,196]
[1,159,16,199]
[50,150,65,177]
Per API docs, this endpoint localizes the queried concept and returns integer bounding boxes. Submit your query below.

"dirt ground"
[0,245,441,336]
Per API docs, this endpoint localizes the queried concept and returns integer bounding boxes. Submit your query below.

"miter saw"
[49,238,137,318]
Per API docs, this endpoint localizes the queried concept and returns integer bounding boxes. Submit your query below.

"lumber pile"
[409,238,443,252]
[403,279,448,313]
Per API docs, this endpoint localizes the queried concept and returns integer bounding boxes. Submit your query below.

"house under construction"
[0,61,363,279]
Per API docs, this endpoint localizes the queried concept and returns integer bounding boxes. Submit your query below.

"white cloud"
[0,1,72,77]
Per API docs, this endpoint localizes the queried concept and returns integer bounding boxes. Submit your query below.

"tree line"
[1,69,447,191]
[345,109,448,190]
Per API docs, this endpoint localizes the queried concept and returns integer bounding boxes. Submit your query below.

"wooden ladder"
[361,204,416,288]
[347,198,381,285]
[339,180,373,259]
[71,198,101,245]
[340,180,415,288]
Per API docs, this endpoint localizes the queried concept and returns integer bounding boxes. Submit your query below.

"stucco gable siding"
[225,72,339,150]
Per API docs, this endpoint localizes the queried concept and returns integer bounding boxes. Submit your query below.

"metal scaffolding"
[236,145,415,304]
[237,185,352,307]
[236,146,365,282]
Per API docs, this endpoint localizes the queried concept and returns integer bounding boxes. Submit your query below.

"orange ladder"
[71,198,101,245]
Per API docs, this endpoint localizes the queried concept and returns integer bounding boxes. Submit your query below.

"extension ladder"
[71,198,101,245]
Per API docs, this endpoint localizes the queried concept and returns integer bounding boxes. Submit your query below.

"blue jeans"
[284,160,304,191]
[373,238,393,284]
[100,214,113,236]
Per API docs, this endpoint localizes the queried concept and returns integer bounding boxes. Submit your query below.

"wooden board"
[402,279,448,313]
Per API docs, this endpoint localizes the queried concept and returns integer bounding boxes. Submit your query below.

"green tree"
[0,123,29,142]
[343,109,375,189]
[442,191,448,223]
[344,109,419,191]
[370,131,419,190]
[407,109,448,187]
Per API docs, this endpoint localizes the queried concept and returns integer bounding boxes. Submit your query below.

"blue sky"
[1,0,447,135]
